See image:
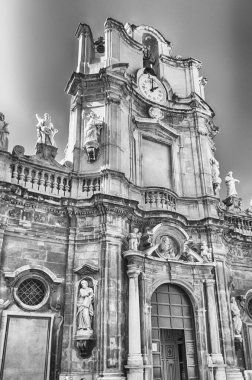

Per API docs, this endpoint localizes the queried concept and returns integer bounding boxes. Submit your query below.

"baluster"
[44,173,49,193]
[160,192,165,208]
[59,176,64,196]
[12,163,18,183]
[51,175,58,195]
[83,179,88,195]
[39,171,45,191]
[19,165,25,186]
[149,192,154,207]
[87,179,91,195]
[33,170,39,190]
[65,178,70,194]
[25,167,32,189]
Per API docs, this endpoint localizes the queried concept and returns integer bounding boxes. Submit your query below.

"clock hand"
[150,85,159,92]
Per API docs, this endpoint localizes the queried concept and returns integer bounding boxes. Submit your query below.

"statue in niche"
[83,110,103,162]
[210,157,222,195]
[157,235,177,259]
[230,297,242,336]
[76,279,94,333]
[0,113,9,151]
[225,171,240,198]
[36,113,58,147]
[128,228,142,251]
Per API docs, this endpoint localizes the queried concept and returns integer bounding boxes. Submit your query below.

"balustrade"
[11,163,71,197]
[225,215,252,237]
[142,189,176,211]
[82,177,101,198]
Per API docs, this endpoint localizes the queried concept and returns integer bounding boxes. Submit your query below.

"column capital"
[127,267,141,279]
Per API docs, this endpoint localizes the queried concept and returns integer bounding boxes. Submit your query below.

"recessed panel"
[142,138,171,188]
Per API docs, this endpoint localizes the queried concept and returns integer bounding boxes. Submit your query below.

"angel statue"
[128,228,142,251]
[35,113,58,147]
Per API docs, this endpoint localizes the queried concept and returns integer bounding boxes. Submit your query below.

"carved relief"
[156,235,178,259]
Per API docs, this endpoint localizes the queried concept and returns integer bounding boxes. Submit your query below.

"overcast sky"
[1,0,252,206]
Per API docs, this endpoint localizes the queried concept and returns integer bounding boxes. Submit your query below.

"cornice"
[160,54,202,70]
[104,17,142,51]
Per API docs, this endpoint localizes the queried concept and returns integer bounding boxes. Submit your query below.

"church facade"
[0,17,252,380]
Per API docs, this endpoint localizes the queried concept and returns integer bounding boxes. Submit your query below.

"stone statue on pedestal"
[230,297,242,336]
[0,113,9,151]
[36,113,58,147]
[76,280,94,333]
[225,171,240,198]
[83,110,103,162]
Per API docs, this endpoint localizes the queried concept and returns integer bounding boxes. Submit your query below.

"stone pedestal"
[35,142,58,161]
[226,367,244,380]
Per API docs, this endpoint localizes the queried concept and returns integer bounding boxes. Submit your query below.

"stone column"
[126,266,143,380]
[205,280,226,380]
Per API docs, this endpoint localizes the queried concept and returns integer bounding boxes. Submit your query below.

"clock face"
[138,74,166,104]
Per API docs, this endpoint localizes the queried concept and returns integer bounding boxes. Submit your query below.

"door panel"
[1,315,52,380]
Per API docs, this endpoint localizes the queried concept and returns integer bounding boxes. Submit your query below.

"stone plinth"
[35,142,58,160]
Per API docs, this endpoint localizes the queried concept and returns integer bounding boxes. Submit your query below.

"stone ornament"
[12,145,25,157]
[36,113,58,147]
[76,279,94,336]
[156,235,178,259]
[149,106,164,120]
[0,112,9,151]
[225,171,240,198]
[82,109,103,162]
[230,297,242,336]
[128,228,142,251]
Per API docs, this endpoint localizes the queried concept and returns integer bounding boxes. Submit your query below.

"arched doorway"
[151,283,198,380]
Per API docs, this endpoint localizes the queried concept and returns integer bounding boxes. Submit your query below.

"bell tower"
[64,18,220,217]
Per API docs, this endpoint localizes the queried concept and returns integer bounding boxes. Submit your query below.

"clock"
[138,73,166,104]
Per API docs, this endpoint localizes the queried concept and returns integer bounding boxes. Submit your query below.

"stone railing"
[224,214,252,237]
[140,188,177,211]
[11,162,71,197]
[82,176,102,198]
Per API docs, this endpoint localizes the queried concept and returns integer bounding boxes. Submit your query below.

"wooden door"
[161,330,181,380]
